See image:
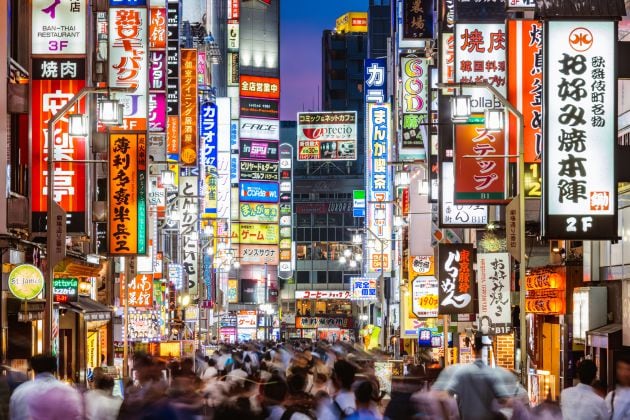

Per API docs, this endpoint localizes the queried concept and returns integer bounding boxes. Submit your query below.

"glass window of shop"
[296,300,352,316]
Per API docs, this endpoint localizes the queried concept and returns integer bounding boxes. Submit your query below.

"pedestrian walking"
[560,358,608,420]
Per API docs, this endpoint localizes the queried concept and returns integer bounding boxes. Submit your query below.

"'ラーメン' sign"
[543,20,617,240]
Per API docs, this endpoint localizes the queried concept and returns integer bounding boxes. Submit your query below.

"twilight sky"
[279,0,368,121]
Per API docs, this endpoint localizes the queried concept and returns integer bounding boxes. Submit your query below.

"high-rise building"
[368,0,391,59]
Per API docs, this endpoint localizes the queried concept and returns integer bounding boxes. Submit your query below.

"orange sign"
[239,75,280,99]
[123,273,154,308]
[109,134,147,255]
[525,267,566,291]
[149,8,167,49]
[180,49,198,166]
[508,20,542,163]
[525,267,566,314]
[454,123,507,204]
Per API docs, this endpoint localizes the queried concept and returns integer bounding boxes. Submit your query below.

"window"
[317,271,327,284]
[297,271,310,284]
[297,214,311,226]
[328,271,342,284]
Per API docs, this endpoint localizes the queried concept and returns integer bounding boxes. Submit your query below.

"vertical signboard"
[179,176,199,295]
[543,20,617,240]
[401,56,429,114]
[109,6,148,130]
[32,0,87,54]
[166,0,179,160]
[454,123,507,203]
[438,243,475,314]
[364,58,387,103]
[440,162,489,226]
[366,103,392,273]
[508,20,542,163]
[278,144,293,279]
[180,49,198,166]
[477,253,511,334]
[127,273,154,307]
[455,23,507,112]
[200,101,218,218]
[108,134,147,255]
[31,59,87,233]
[402,0,434,39]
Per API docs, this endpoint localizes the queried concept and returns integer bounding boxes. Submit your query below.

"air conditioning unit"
[7,196,28,228]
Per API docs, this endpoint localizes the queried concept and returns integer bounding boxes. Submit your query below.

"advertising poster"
[297,112,357,161]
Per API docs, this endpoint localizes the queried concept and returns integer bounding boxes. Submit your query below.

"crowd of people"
[2,334,630,419]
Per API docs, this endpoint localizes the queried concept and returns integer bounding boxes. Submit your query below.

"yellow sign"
[87,331,98,368]
[239,203,279,223]
[335,12,368,33]
[231,223,279,245]
[408,256,435,276]
[8,264,44,300]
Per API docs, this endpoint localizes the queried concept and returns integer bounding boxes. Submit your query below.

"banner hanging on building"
[454,123,507,203]
[296,112,358,161]
[109,7,148,130]
[366,103,393,273]
[364,58,387,103]
[178,176,199,295]
[455,23,506,112]
[108,134,147,255]
[31,59,87,233]
[438,243,475,314]
[179,48,198,166]
[543,20,617,240]
[33,0,87,54]
[477,253,511,334]
[508,20,542,163]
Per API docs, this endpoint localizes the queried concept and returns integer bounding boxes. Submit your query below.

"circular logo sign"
[8,264,45,300]
[569,27,593,52]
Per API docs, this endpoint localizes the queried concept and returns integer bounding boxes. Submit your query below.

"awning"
[54,257,105,278]
[67,296,112,323]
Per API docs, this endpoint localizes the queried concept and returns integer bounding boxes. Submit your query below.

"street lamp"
[450,95,472,122]
[484,108,505,132]
[45,86,131,356]
[439,81,526,380]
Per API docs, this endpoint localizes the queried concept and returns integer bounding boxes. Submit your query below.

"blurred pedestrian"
[346,380,380,420]
[318,359,358,419]
[560,359,607,420]
[442,333,511,420]
[606,355,630,419]
[9,354,83,420]
[84,373,122,420]
[259,374,311,420]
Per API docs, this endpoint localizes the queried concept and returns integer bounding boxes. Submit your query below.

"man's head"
[261,374,288,405]
[616,356,630,387]
[287,372,307,395]
[354,380,374,408]
[577,359,598,385]
[30,354,57,375]
[471,332,484,358]
[333,360,356,390]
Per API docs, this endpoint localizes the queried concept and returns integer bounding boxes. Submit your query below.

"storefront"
[237,310,257,341]
[219,313,237,343]
[295,316,354,342]
[295,290,352,317]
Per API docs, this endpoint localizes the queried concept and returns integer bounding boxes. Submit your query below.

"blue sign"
[350,277,377,300]
[110,0,147,6]
[200,102,218,168]
[364,58,387,103]
[239,181,279,203]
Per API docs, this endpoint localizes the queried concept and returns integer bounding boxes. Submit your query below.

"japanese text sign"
[508,20,542,163]
[351,277,378,300]
[438,243,475,315]
[149,7,167,49]
[402,0,434,39]
[295,290,352,300]
[543,20,617,240]
[525,267,566,314]
[240,161,279,181]
[33,0,86,54]
[367,103,393,273]
[109,7,148,130]
[440,162,489,226]
[412,276,439,318]
[52,277,79,303]
[297,112,357,161]
[231,223,279,245]
[180,49,198,166]
[178,176,199,295]
[364,58,387,104]
[31,60,87,233]
[238,245,279,265]
[455,23,506,112]
[128,311,160,341]
[108,134,147,255]
[239,181,279,203]
[239,75,280,99]
[127,273,153,308]
[477,253,511,334]
[454,123,507,203]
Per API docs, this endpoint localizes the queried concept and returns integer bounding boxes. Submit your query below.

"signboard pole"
[443,314,449,366]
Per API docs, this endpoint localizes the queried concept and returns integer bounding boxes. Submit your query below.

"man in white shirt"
[561,359,608,420]
[606,356,630,420]
[10,354,83,420]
